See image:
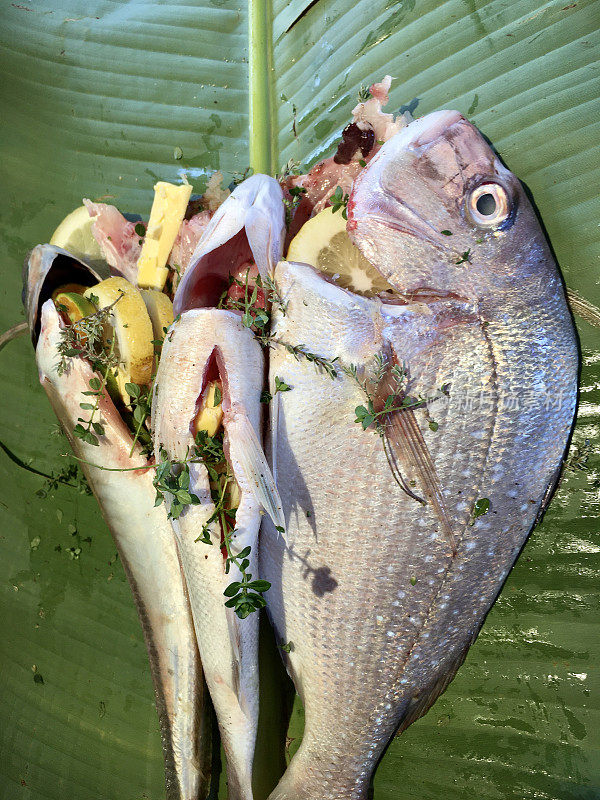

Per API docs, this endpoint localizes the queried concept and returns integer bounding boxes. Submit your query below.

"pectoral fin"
[384,408,456,555]
[225,407,286,533]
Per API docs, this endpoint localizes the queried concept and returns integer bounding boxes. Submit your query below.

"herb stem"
[65,453,154,473]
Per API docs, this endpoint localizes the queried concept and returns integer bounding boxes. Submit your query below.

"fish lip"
[378,288,472,306]
[403,109,466,150]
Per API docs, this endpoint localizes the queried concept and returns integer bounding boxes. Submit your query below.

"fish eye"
[466,182,511,229]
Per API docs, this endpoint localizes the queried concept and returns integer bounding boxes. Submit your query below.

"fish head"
[348,110,555,302]
[23,244,108,346]
[173,174,285,315]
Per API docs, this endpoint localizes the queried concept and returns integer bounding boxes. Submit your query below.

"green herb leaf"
[274,376,291,394]
[472,498,491,521]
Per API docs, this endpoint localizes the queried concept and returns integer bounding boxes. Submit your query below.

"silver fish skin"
[153,309,284,800]
[35,299,211,800]
[262,113,577,799]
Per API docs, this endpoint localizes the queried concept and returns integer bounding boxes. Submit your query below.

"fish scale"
[263,110,577,800]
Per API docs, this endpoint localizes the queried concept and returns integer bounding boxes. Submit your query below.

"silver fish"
[35,300,211,800]
[152,310,284,800]
[261,111,578,799]
[155,174,285,800]
[27,246,211,800]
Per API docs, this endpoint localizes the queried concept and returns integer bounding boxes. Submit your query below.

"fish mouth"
[23,244,106,345]
[347,108,503,300]
[174,228,255,313]
[284,260,468,311]
[378,287,471,306]
[173,174,285,317]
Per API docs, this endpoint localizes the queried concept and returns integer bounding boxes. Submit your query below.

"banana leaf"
[0,1,598,798]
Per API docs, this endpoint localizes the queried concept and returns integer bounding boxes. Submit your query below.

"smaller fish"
[34,294,212,800]
[153,310,284,800]
[156,174,286,800]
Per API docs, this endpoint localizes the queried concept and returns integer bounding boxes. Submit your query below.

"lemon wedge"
[286,207,393,295]
[50,205,103,262]
[140,289,174,344]
[193,381,224,438]
[53,291,97,325]
[83,277,154,402]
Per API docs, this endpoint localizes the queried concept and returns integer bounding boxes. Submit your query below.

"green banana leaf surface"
[0,0,599,798]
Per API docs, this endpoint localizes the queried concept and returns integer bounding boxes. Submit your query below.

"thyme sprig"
[153,445,201,520]
[35,464,91,498]
[56,292,126,447]
[153,429,271,618]
[56,292,122,376]
[330,185,349,220]
[219,268,271,343]
[260,375,291,405]
[283,184,307,225]
[221,265,338,379]
[73,374,109,446]
[357,84,371,102]
[275,340,339,379]
[276,158,302,180]
[342,356,441,434]
[228,166,254,192]
[261,274,288,316]
[124,382,153,457]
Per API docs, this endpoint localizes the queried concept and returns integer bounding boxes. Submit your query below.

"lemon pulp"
[140,289,174,344]
[286,207,393,295]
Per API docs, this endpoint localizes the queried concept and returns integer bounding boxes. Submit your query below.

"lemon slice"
[83,277,154,402]
[53,291,97,325]
[50,205,103,262]
[286,207,393,295]
[193,381,224,438]
[140,289,174,344]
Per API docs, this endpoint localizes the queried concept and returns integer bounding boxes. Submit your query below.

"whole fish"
[261,111,578,798]
[32,284,211,800]
[154,174,286,800]
[152,310,284,800]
